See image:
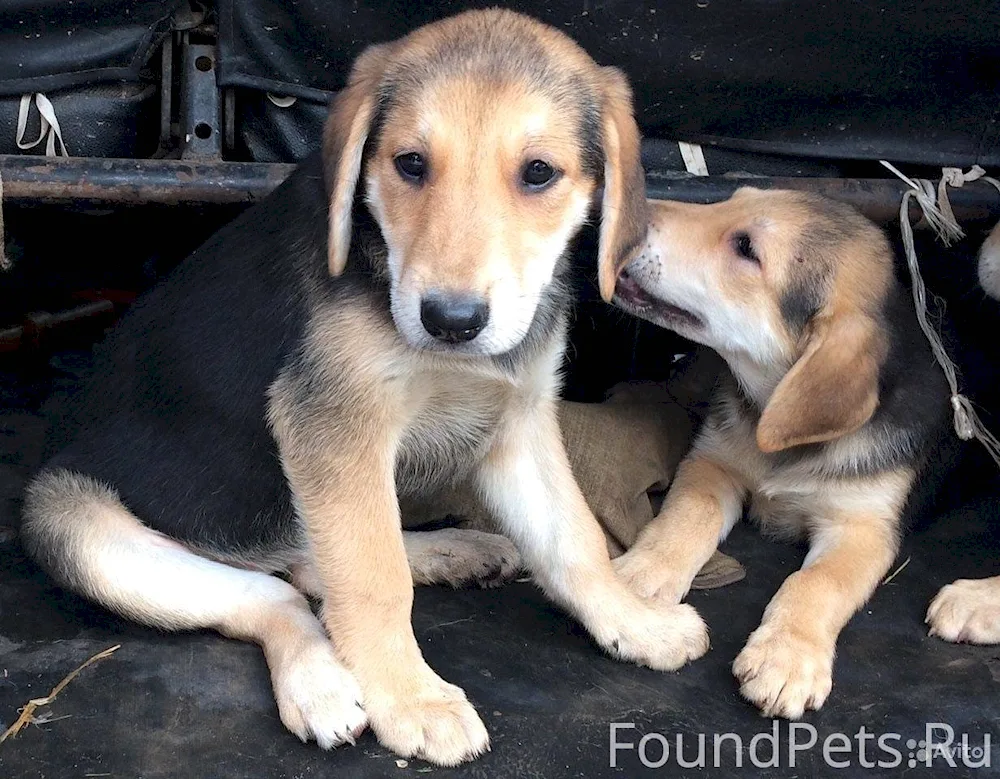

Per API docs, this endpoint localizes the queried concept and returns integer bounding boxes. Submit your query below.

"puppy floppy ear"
[323,43,392,276]
[596,67,648,302]
[756,311,883,452]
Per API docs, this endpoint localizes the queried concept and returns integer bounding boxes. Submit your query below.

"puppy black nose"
[420,292,489,343]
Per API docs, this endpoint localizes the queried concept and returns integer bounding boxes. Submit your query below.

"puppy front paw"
[927,577,1000,645]
[601,600,710,671]
[733,622,834,719]
[272,642,368,749]
[612,548,691,603]
[365,673,489,766]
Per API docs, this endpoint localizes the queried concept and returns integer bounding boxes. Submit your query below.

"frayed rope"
[880,160,1000,468]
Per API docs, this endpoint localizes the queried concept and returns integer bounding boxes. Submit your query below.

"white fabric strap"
[879,159,1000,467]
[16,93,69,157]
[678,141,709,176]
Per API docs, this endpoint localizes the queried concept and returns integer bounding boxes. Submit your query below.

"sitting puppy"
[20,9,709,767]
[612,188,952,719]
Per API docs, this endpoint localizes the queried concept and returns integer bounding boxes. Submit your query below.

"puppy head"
[322,9,647,356]
[616,188,894,451]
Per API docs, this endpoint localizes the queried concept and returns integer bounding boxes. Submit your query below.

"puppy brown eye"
[394,152,426,183]
[732,231,759,263]
[522,159,558,190]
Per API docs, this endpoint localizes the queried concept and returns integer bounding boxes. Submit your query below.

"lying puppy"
[20,9,709,766]
[926,220,1000,644]
[612,188,952,718]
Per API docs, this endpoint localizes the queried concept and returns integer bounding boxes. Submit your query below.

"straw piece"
[1,644,121,743]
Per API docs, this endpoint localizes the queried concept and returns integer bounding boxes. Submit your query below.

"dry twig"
[1,644,121,744]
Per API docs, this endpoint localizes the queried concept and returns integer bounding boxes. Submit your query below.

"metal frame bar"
[2,154,999,225]
[648,176,1000,225]
[0,156,294,206]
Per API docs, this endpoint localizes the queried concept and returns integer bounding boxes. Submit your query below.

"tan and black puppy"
[21,9,708,767]
[612,189,952,719]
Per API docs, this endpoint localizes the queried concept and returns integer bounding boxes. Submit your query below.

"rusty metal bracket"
[179,40,222,160]
[155,35,174,156]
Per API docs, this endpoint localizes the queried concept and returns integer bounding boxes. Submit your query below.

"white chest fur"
[696,406,913,539]
[394,366,512,496]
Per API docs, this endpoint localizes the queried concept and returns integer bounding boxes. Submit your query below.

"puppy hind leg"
[21,470,366,749]
[291,529,521,597]
[404,529,522,587]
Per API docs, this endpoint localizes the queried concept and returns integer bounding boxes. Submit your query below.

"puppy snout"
[419,292,490,344]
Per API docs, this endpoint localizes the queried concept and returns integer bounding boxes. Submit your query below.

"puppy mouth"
[613,269,703,330]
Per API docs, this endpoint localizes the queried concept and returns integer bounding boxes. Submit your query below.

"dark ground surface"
[1,351,999,779]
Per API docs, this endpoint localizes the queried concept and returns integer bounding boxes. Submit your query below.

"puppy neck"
[718,349,786,410]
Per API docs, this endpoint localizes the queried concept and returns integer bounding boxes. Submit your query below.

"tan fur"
[613,456,747,605]
[595,67,649,302]
[22,470,371,748]
[323,11,647,336]
[757,312,885,451]
[23,10,661,767]
[264,10,690,765]
[266,303,504,763]
[613,188,920,719]
[23,466,515,753]
[266,275,709,760]
[287,530,520,594]
[754,208,893,451]
[371,81,591,276]
[927,576,1000,644]
[472,357,709,671]
[324,44,392,276]
[733,505,901,717]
